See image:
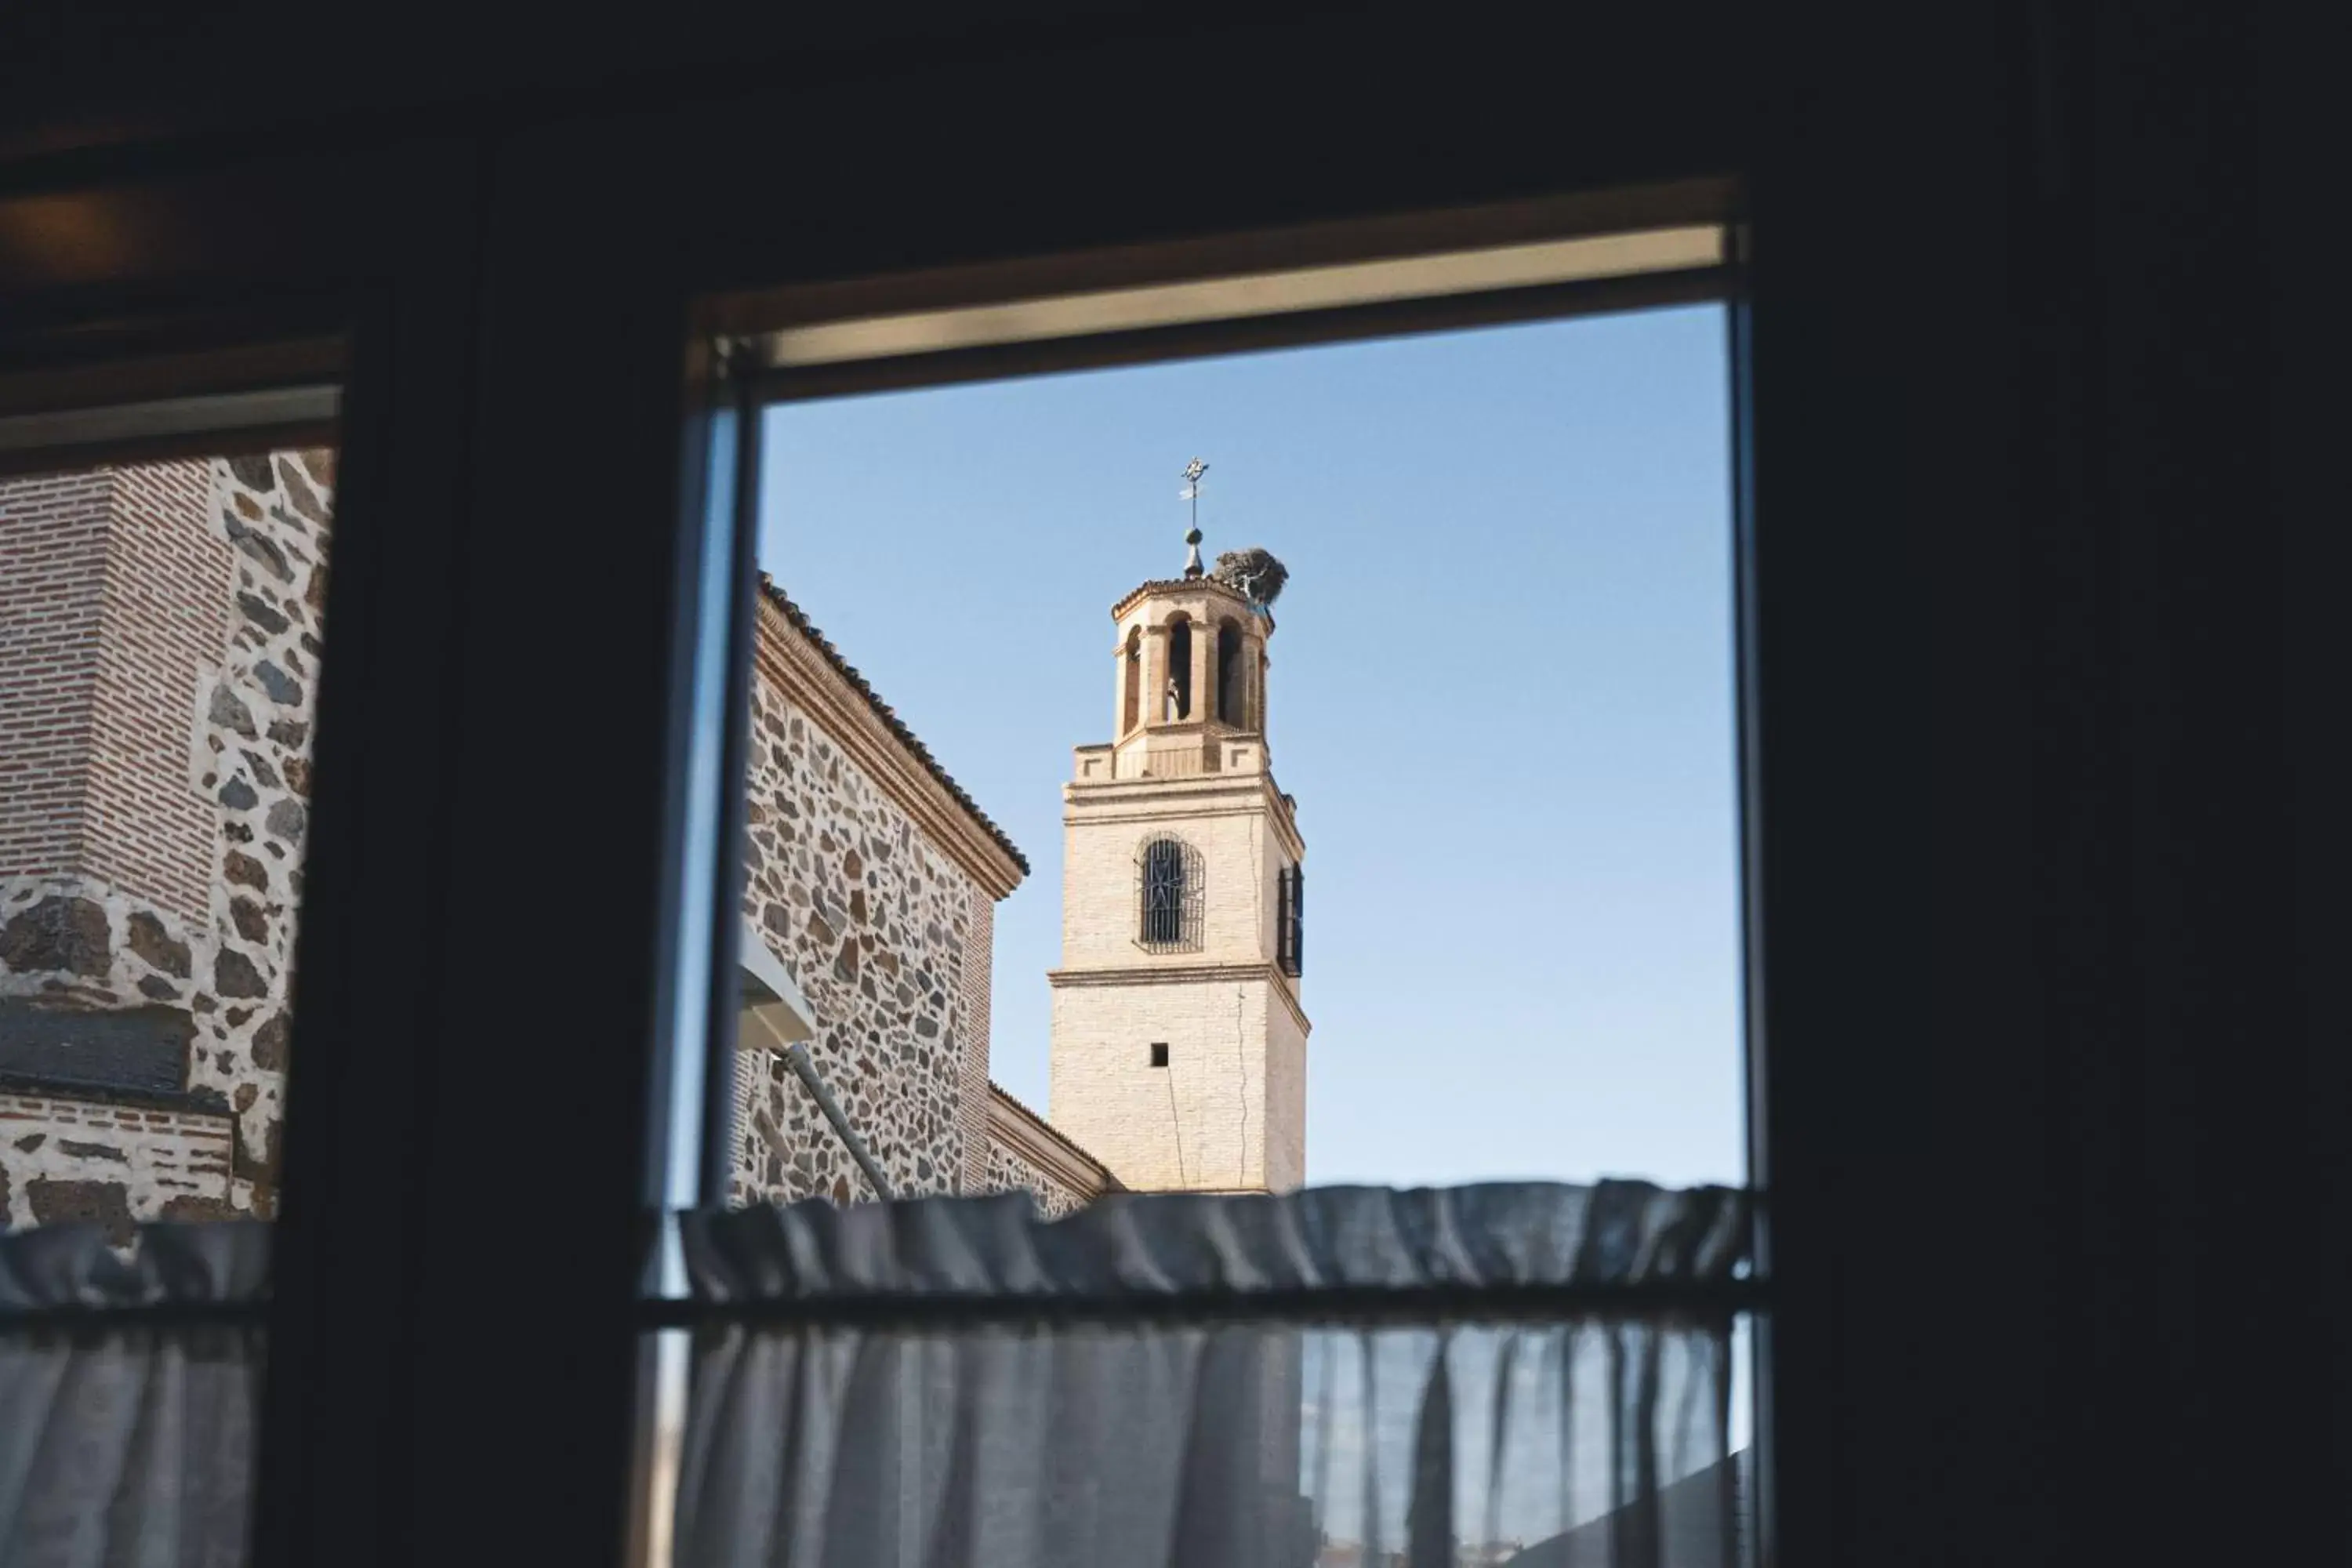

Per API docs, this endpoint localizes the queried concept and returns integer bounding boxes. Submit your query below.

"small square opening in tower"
[1149,1042,1169,1068]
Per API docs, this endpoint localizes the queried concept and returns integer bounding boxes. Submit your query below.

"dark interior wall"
[0,5,2339,1568]
[2267,2,2349,1526]
[0,0,1243,162]
[1758,9,2343,1563]
[0,0,1740,176]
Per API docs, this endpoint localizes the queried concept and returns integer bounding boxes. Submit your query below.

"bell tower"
[1048,467,1308,1193]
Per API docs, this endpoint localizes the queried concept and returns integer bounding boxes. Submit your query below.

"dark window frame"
[1276,863,1305,978]
[2,11,2318,1568]
[0,182,1765,1568]
[0,151,1769,1568]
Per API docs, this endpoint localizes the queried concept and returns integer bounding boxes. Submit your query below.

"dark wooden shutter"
[1277,864,1305,977]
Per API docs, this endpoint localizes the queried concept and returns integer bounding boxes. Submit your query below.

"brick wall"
[1049,771,1307,1194]
[89,462,231,926]
[0,471,114,892]
[1056,782,1290,973]
[0,452,332,1229]
[1048,975,1303,1192]
[0,464,232,928]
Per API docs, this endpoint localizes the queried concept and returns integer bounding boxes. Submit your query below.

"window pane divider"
[630,1276,1766,1331]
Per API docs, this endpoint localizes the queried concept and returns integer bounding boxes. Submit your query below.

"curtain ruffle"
[681,1181,1749,1305]
[0,1219,270,1312]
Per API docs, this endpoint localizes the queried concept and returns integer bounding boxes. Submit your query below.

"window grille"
[1136,837,1203,953]
[1277,863,1305,977]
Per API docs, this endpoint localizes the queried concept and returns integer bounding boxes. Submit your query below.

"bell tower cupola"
[1106,459,1287,775]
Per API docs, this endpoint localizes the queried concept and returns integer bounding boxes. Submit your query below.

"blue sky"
[757,303,1743,1189]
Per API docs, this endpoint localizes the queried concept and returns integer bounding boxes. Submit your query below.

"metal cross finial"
[1180,458,1208,576]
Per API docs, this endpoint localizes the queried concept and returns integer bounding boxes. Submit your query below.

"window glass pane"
[2,416,339,1568]
[2,444,337,1236]
[655,230,1754,1568]
[720,303,1740,1217]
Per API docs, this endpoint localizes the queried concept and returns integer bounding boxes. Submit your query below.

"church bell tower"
[1048,466,1308,1193]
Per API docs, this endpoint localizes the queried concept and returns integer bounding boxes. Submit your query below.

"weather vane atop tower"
[1180,457,1207,578]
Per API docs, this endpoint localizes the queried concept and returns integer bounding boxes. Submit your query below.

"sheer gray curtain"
[673,1181,1749,1568]
[0,1221,268,1568]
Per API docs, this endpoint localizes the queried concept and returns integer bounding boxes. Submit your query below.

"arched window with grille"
[1136,836,1203,952]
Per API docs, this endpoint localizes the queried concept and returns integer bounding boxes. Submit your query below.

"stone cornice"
[1113,718,1257,740]
[1063,772,1306,862]
[753,590,1025,900]
[1048,960,1311,1036]
[987,1081,1121,1198]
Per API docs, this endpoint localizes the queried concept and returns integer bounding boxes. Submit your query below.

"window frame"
[0,140,508,1568]
[0,140,1770,1568]
[9,10,2318,1568]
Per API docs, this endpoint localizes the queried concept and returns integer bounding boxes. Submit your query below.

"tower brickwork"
[1048,552,1308,1194]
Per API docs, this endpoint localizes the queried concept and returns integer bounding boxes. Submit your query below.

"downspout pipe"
[784,1041,895,1201]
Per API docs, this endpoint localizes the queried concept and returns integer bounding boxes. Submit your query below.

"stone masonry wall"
[0,452,332,1228]
[957,897,993,1192]
[0,1091,233,1242]
[731,677,982,1206]
[2,454,1109,1230]
[982,1134,1089,1220]
[979,1084,1113,1219]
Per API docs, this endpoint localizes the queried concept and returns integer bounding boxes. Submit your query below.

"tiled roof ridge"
[1109,574,1251,618]
[756,575,1029,877]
